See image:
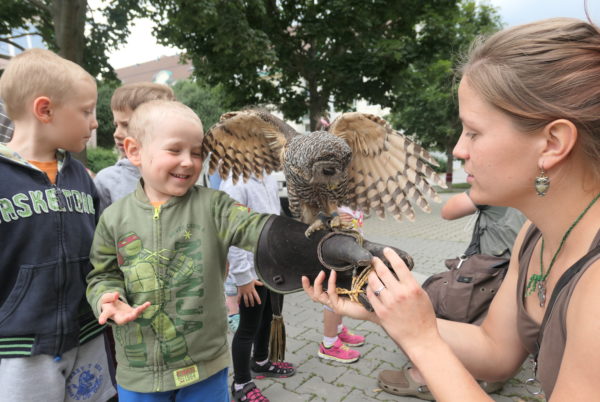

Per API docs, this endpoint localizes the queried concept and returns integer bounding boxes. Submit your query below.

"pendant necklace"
[526,191,600,307]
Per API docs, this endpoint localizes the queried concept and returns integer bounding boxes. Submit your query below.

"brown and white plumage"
[201,109,446,229]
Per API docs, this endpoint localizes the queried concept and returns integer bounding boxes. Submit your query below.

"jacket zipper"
[152,204,162,392]
[53,173,69,358]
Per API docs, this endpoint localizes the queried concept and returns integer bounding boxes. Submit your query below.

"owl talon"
[304,212,333,238]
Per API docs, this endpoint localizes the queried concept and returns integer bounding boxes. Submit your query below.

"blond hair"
[0,48,95,120]
[111,82,175,112]
[128,100,203,143]
[459,18,600,177]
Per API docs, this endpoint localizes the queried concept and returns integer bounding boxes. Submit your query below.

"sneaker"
[250,360,296,379]
[231,381,269,401]
[337,326,365,346]
[228,314,240,333]
[318,338,360,363]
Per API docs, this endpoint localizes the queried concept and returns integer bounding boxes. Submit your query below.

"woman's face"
[454,77,540,207]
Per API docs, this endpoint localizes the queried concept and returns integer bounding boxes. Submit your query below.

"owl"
[201,110,446,236]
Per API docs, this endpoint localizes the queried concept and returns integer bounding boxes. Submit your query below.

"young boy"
[86,100,272,400]
[94,82,175,211]
[0,48,116,401]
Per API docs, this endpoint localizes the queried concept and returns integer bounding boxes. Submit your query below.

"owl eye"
[323,167,336,176]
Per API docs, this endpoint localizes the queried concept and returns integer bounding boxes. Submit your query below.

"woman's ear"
[33,97,52,123]
[539,119,577,170]
[124,137,142,167]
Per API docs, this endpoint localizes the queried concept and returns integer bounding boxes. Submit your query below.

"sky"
[105,0,595,70]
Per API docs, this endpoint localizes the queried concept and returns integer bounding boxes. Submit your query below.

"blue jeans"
[117,368,228,402]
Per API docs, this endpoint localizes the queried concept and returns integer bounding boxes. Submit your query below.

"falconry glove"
[255,215,413,311]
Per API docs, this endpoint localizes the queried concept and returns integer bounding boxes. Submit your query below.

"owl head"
[285,131,352,185]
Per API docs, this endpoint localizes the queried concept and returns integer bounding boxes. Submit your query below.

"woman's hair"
[459,18,600,177]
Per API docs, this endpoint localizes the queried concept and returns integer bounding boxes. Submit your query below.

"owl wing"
[328,112,447,221]
[201,110,297,183]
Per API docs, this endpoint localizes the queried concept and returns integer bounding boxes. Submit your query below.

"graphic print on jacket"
[113,226,203,368]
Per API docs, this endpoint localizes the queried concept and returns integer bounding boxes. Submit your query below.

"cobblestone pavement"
[227,192,545,401]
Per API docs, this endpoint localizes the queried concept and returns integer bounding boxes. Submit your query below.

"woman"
[303,17,600,401]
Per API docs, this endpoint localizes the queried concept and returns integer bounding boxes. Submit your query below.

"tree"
[172,79,232,130]
[0,0,141,80]
[149,0,458,130]
[388,1,501,185]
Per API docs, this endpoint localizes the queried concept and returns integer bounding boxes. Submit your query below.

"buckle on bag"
[456,254,468,269]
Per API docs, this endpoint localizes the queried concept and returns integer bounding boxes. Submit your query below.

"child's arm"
[98,291,151,325]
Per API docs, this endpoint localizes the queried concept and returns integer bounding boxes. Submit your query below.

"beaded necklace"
[526,191,600,307]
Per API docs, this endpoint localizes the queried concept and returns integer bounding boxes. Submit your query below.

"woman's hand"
[366,248,439,350]
[302,270,379,323]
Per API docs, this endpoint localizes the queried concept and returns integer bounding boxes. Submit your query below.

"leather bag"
[422,253,509,324]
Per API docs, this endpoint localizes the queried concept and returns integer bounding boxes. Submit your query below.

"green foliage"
[0,0,142,80]
[432,156,447,174]
[87,146,118,173]
[389,1,502,180]
[172,79,232,130]
[148,0,458,129]
[96,80,120,148]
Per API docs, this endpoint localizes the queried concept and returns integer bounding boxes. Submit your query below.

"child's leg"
[117,368,228,402]
[231,284,268,385]
[249,291,295,379]
[323,306,343,341]
[251,288,273,362]
[177,368,228,402]
[0,335,116,402]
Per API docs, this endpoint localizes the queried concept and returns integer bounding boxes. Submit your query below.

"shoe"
[318,338,360,363]
[231,381,269,401]
[377,363,434,400]
[337,326,365,346]
[478,380,505,394]
[250,360,296,379]
[228,314,240,333]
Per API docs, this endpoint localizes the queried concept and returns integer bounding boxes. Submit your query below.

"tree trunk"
[52,0,88,165]
[445,141,454,187]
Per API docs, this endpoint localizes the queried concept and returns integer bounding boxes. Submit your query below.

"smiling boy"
[86,100,273,401]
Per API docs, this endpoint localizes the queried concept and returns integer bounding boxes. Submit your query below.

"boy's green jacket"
[87,182,270,392]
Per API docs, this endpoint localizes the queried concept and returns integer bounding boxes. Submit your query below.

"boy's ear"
[124,137,142,167]
[33,96,52,123]
[539,119,578,170]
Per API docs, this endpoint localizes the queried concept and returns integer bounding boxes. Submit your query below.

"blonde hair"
[128,100,203,143]
[111,82,175,112]
[459,18,600,177]
[0,48,95,120]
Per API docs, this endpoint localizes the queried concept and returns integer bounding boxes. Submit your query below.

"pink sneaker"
[338,326,365,346]
[318,338,360,363]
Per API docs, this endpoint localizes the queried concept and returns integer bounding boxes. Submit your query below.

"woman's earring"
[534,168,550,196]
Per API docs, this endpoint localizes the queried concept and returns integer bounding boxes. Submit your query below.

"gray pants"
[0,335,116,402]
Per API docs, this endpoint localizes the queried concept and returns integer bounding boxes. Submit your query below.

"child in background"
[86,101,273,400]
[94,82,175,211]
[319,206,366,363]
[0,48,115,401]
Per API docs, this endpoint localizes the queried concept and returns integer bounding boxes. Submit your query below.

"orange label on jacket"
[173,365,199,387]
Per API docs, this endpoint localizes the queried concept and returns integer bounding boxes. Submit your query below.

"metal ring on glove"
[374,285,386,297]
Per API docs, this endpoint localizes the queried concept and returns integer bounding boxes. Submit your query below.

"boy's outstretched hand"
[98,291,151,325]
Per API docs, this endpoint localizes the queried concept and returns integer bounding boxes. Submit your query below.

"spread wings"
[328,112,446,221]
[201,110,297,183]
[202,109,446,222]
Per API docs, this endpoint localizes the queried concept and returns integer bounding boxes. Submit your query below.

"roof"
[115,54,193,84]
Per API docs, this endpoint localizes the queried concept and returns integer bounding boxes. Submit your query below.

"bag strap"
[464,210,483,256]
